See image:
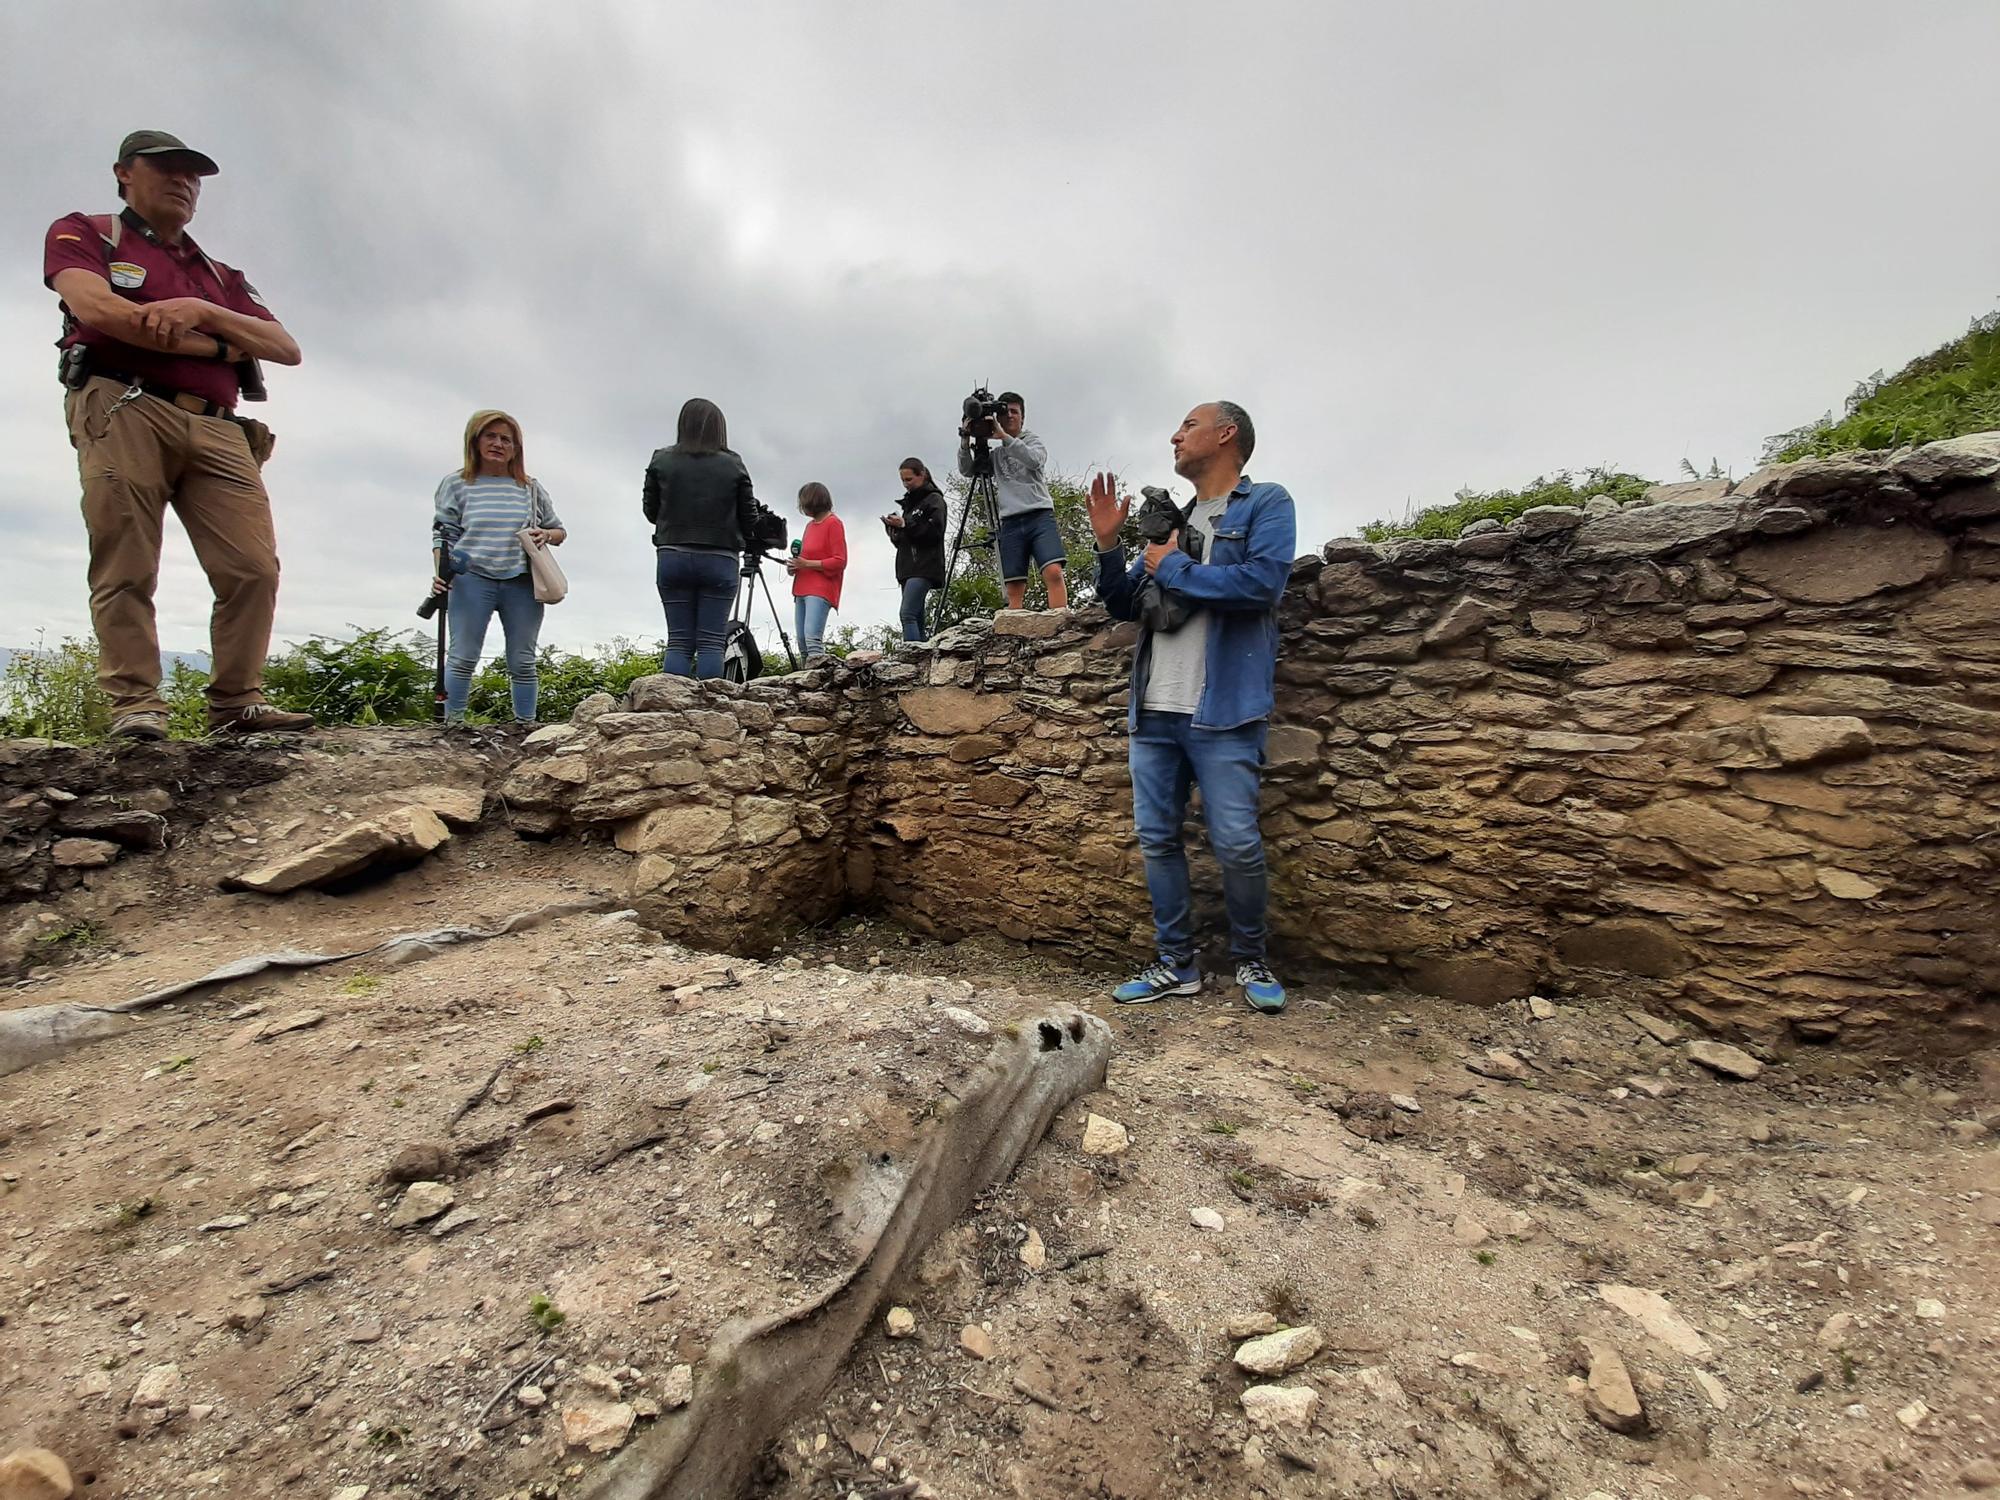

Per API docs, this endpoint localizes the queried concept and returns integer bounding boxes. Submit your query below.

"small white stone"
[1190,1206,1226,1232]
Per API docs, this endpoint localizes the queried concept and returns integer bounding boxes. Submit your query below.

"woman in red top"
[787,481,846,661]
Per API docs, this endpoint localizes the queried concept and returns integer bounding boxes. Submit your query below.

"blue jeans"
[997,508,1065,583]
[444,571,542,721]
[794,594,833,659]
[657,549,738,679]
[1128,710,1269,966]
[899,577,935,641]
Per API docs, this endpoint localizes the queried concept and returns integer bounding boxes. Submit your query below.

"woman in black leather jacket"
[643,398,760,678]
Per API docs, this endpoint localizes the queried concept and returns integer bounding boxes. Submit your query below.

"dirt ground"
[3,736,1999,1500]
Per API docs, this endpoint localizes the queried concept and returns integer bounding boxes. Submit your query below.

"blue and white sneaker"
[1112,960,1203,1005]
[1237,961,1286,1014]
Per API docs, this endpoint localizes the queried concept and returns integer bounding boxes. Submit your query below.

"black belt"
[89,371,241,421]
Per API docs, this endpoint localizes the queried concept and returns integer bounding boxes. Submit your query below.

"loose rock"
[561,1397,636,1453]
[128,1362,183,1411]
[1580,1341,1645,1434]
[1080,1114,1130,1156]
[1959,1458,2000,1490]
[959,1325,994,1360]
[885,1307,916,1339]
[385,1180,454,1229]
[1190,1206,1226,1232]
[1019,1227,1047,1271]
[1234,1325,1323,1377]
[660,1364,694,1410]
[1240,1384,1319,1432]
[1685,1040,1764,1081]
[1599,1285,1712,1358]
[0,1448,73,1500]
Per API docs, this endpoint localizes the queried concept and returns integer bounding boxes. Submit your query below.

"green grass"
[1766,309,2000,461]
[33,919,103,955]
[1361,467,1655,542]
[528,1293,566,1333]
[341,974,381,997]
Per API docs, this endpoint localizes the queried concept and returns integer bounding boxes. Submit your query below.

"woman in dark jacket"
[884,457,948,642]
[643,398,759,678]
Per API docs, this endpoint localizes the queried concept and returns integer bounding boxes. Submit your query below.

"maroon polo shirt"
[44,207,277,410]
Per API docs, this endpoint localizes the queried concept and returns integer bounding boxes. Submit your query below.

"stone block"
[1513,504,1586,537]
[1895,432,2000,490]
[1557,918,1694,978]
[1756,715,1872,766]
[51,838,119,869]
[226,806,450,894]
[1641,478,1734,505]
[1626,799,1812,866]
[899,686,1011,735]
[991,609,1069,639]
[626,674,703,712]
[1265,725,1322,766]
[1574,500,1746,558]
[1735,525,1948,605]
[615,805,733,856]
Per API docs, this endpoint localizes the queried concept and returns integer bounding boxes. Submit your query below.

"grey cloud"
[4,0,1999,657]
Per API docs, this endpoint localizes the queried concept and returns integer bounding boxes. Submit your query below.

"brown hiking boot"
[109,710,169,742]
[208,703,315,735]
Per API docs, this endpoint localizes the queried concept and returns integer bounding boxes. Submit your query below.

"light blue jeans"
[1129,710,1270,966]
[794,594,833,659]
[899,577,935,641]
[444,571,543,721]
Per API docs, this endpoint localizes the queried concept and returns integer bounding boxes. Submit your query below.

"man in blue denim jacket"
[1090,401,1297,1013]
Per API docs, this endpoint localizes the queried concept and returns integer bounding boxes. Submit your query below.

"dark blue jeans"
[899,577,935,641]
[1129,710,1269,967]
[657,549,737,679]
[444,571,542,721]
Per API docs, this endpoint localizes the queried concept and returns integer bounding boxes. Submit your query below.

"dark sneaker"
[209,703,315,735]
[1237,961,1286,1014]
[109,710,169,742]
[1112,960,1203,1005]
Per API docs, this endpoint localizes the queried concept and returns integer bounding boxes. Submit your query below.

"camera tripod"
[722,550,800,684]
[932,442,1001,635]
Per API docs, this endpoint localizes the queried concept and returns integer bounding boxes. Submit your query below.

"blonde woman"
[431,410,566,721]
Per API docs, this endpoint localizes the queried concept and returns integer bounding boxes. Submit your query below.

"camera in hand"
[1135,487,1205,561]
[1134,487,1203,634]
[745,499,789,557]
[417,547,458,620]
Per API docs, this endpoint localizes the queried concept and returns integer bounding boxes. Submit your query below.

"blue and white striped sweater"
[432,474,563,580]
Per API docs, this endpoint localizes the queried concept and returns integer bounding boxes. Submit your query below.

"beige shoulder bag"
[518,482,568,604]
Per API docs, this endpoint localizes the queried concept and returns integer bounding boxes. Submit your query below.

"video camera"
[960,386,1007,438]
[745,499,789,558]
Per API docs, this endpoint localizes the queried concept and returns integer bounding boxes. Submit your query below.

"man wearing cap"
[43,131,311,740]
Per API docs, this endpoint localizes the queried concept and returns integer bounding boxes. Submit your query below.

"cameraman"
[1088,401,1296,1015]
[959,391,1067,611]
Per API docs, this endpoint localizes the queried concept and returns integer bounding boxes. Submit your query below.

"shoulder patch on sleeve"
[242,280,269,310]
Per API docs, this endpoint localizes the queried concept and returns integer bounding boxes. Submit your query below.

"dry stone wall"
[511,434,2000,1047]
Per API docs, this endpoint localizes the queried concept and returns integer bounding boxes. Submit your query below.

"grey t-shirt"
[1140,496,1229,715]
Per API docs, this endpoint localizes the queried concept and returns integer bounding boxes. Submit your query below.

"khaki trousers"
[64,377,280,716]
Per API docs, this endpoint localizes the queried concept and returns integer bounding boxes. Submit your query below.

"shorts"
[997,508,1066,582]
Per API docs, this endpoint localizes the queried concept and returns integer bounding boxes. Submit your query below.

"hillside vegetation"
[1365,306,2000,542]
[1763,309,2000,462]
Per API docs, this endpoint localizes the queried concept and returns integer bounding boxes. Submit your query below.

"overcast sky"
[4,1,1998,659]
